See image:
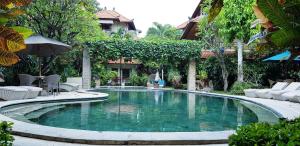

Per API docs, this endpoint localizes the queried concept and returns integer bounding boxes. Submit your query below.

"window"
[102,24,112,31]
[122,69,130,79]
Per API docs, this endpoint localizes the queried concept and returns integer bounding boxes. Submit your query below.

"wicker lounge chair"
[244,82,289,98]
[59,77,82,92]
[19,86,42,99]
[0,86,43,100]
[280,90,300,102]
[18,74,37,86]
[289,91,300,103]
[270,82,300,100]
[0,86,28,100]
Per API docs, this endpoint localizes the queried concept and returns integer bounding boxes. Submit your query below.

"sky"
[97,0,200,37]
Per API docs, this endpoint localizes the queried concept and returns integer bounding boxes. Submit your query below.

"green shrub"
[229,118,300,146]
[139,74,149,86]
[197,70,208,80]
[0,121,14,146]
[167,69,181,88]
[230,81,256,95]
[129,70,148,86]
[92,64,119,86]
[129,70,140,86]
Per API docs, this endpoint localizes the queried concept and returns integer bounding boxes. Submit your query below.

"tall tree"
[220,0,257,82]
[18,0,107,75]
[145,22,182,40]
[198,15,229,92]
[206,0,258,82]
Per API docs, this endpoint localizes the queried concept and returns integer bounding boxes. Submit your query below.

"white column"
[237,40,244,82]
[82,48,91,89]
[187,60,196,91]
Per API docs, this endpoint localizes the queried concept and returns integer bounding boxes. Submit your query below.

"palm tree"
[146,22,182,40]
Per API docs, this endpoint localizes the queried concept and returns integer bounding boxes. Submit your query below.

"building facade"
[96,8,141,85]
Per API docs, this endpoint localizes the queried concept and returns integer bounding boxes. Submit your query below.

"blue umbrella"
[263,51,300,62]
[263,51,291,61]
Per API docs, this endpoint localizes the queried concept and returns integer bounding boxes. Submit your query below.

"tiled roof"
[96,10,133,23]
[177,16,201,29]
[177,21,189,29]
[108,58,140,65]
[201,49,235,59]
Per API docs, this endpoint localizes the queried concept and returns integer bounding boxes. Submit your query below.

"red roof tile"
[108,58,140,65]
[177,16,201,30]
[96,10,133,23]
[201,49,235,59]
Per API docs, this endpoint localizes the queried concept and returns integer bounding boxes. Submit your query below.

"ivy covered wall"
[88,39,204,64]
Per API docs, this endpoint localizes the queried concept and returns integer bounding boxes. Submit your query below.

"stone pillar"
[187,60,196,91]
[82,48,91,89]
[237,40,244,82]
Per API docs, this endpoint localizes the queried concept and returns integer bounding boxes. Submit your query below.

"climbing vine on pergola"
[88,39,203,65]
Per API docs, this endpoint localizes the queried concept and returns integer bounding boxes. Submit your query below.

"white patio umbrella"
[21,35,72,76]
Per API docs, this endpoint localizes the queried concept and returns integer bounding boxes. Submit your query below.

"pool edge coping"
[0,88,299,145]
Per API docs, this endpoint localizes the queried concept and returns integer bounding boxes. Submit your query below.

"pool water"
[2,88,279,132]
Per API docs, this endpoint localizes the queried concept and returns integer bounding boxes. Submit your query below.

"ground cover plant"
[229,117,300,146]
[0,121,14,146]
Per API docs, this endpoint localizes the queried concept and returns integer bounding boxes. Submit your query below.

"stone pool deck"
[0,90,299,145]
[13,135,227,146]
[197,92,300,120]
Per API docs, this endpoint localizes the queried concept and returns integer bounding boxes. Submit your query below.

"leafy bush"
[129,70,148,86]
[198,57,237,90]
[0,121,14,146]
[229,118,300,146]
[197,70,208,80]
[129,70,140,86]
[92,64,118,86]
[61,65,79,82]
[139,74,149,86]
[167,69,182,88]
[230,81,256,95]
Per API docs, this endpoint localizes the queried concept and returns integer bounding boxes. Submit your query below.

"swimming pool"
[0,87,279,132]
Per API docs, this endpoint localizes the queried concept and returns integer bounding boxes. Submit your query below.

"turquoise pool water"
[2,88,279,132]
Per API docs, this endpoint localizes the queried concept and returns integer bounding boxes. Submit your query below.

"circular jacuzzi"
[0,87,280,145]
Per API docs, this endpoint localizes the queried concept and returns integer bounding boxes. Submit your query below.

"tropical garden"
[0,0,300,145]
[1,0,299,93]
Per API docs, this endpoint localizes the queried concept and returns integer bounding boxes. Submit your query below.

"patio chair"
[44,74,61,95]
[270,82,300,100]
[59,77,82,92]
[244,82,289,98]
[18,74,37,86]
